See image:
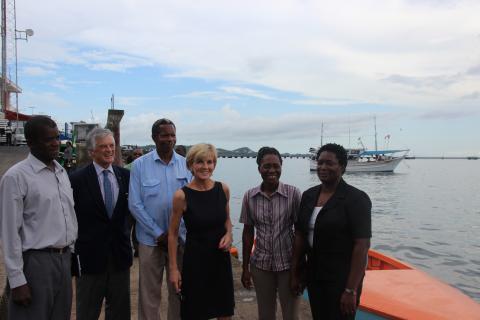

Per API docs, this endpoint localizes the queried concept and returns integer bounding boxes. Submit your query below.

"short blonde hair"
[186,143,218,170]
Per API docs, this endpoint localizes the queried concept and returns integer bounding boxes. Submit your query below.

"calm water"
[212,158,480,302]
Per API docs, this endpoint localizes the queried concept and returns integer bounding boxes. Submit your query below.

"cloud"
[15,0,480,109]
[120,107,379,149]
[50,77,69,90]
[115,96,165,108]
[382,73,462,89]
[467,65,480,75]
[219,105,241,120]
[8,0,479,157]
[78,50,154,72]
[21,66,54,77]
[48,77,102,90]
[246,56,275,76]
[418,106,479,120]
[220,86,276,100]
[461,91,480,100]
[21,91,72,109]
[293,98,366,106]
[173,91,239,101]
[174,86,276,101]
[119,110,185,145]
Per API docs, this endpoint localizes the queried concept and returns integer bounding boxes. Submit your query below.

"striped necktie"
[103,170,114,218]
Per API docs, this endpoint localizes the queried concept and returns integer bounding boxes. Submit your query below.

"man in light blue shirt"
[129,118,191,320]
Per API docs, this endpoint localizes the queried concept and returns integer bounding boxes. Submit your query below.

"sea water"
[213,158,480,302]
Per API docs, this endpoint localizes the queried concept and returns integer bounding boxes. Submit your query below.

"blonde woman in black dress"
[168,143,234,320]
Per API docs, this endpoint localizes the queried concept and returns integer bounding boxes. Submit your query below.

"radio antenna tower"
[1,0,33,117]
[1,0,17,113]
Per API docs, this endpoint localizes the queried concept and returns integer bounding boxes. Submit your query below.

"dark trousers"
[128,216,139,256]
[8,250,72,320]
[76,256,130,320]
[307,281,362,320]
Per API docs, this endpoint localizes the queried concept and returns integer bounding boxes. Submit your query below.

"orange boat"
[358,249,480,319]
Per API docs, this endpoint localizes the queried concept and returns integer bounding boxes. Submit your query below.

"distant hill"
[232,147,255,154]
[202,147,256,157]
[125,145,309,158]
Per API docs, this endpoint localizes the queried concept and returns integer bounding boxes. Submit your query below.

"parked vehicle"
[0,119,8,145]
[12,127,27,145]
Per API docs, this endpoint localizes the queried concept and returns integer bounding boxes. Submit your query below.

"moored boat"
[309,117,409,173]
[309,148,409,173]
[357,250,480,319]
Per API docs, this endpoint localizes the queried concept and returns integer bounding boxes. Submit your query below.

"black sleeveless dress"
[180,181,235,320]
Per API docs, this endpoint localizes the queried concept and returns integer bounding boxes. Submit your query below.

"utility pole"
[14,0,33,126]
[1,0,33,119]
[1,0,7,114]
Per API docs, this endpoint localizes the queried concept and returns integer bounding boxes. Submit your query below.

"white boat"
[309,148,409,173]
[309,117,409,173]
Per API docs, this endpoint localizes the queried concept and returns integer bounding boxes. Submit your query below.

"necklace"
[190,179,214,191]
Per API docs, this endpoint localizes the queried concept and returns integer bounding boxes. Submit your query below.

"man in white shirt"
[0,116,78,320]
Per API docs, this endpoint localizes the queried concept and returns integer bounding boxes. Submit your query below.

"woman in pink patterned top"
[240,146,301,320]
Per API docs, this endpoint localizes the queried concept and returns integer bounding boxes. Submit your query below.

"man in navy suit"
[69,128,132,320]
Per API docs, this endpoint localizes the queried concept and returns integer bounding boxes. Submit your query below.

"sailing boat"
[309,117,409,173]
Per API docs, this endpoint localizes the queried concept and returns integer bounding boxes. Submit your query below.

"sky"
[8,0,480,156]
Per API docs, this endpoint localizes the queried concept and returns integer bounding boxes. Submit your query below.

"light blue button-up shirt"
[128,150,191,246]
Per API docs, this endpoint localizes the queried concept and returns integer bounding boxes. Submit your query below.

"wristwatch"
[344,288,356,295]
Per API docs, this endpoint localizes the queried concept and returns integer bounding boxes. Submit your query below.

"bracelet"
[344,288,356,295]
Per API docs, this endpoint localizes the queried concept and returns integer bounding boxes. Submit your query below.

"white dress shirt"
[93,162,119,207]
[0,153,78,288]
[308,207,322,247]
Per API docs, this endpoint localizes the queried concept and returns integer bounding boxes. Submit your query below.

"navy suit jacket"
[70,163,133,274]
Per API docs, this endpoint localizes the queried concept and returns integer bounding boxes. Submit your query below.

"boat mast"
[320,122,324,147]
[374,116,378,152]
[348,127,351,149]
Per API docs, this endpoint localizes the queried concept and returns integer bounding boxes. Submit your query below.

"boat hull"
[301,250,480,319]
[309,157,404,173]
[359,250,480,319]
[355,310,388,320]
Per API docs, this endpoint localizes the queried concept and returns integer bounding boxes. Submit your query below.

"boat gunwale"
[367,249,413,270]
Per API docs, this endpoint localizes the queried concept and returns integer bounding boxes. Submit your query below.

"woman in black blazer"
[290,143,371,320]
